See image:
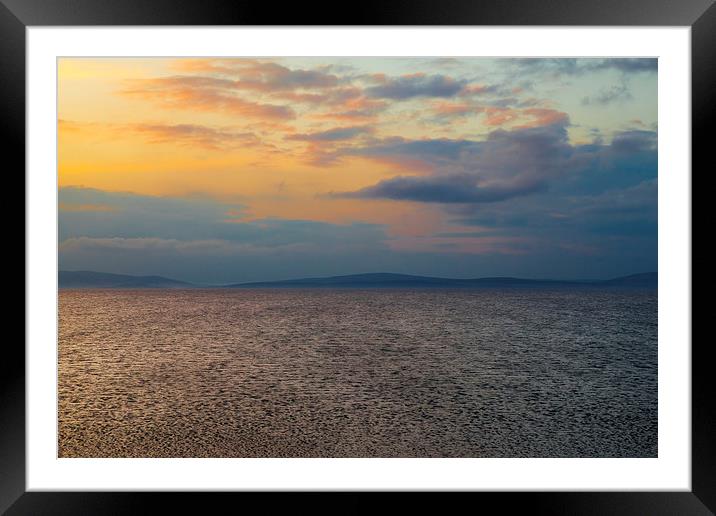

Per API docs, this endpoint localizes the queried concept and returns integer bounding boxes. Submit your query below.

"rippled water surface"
[59,288,657,457]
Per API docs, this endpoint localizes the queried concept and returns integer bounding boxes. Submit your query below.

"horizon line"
[58,269,658,287]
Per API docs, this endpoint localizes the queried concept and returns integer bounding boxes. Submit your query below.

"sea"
[58,288,657,457]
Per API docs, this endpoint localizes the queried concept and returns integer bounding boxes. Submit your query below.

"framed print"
[5,0,711,513]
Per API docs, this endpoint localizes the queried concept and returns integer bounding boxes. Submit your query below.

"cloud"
[428,101,568,129]
[126,123,260,149]
[121,76,295,119]
[451,179,657,240]
[334,173,543,203]
[232,61,340,91]
[286,126,371,142]
[343,137,482,166]
[270,86,364,106]
[142,60,371,114]
[433,178,657,278]
[331,123,572,203]
[58,118,87,133]
[59,236,357,257]
[59,187,245,242]
[431,102,477,118]
[609,130,657,153]
[509,58,657,76]
[480,107,520,126]
[331,121,656,207]
[174,59,341,91]
[60,237,249,254]
[324,122,576,177]
[59,187,388,248]
[515,108,569,128]
[55,181,656,284]
[59,120,264,150]
[424,57,464,68]
[582,80,633,106]
[122,61,394,122]
[598,58,658,73]
[576,182,658,236]
[310,96,389,121]
[365,74,465,99]
[57,189,392,284]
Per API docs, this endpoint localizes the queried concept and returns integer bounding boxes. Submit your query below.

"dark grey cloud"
[574,179,657,236]
[345,123,573,175]
[450,179,657,240]
[598,58,658,73]
[331,122,656,206]
[610,130,657,154]
[508,58,657,76]
[365,74,465,99]
[336,174,543,204]
[235,61,341,91]
[263,66,338,89]
[304,135,481,168]
[333,122,571,200]
[346,137,481,165]
[432,177,657,280]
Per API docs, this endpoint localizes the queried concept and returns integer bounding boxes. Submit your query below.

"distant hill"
[58,270,657,289]
[226,272,657,289]
[59,270,193,289]
[226,273,570,289]
[600,272,658,287]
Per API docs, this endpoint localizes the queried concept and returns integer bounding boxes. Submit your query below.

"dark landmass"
[59,270,193,289]
[599,272,659,287]
[59,270,657,289]
[226,272,657,289]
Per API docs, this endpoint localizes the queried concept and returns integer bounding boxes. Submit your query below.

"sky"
[58,57,657,284]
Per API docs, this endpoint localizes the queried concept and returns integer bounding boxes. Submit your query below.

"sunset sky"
[58,57,657,284]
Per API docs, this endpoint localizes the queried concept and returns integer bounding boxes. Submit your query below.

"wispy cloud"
[173,59,341,91]
[121,76,295,119]
[582,80,633,106]
[127,123,260,149]
[60,120,265,150]
[286,126,372,142]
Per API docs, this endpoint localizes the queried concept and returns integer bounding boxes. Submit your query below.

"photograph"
[57,56,658,459]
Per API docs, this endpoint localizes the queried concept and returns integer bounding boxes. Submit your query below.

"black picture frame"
[4,0,710,513]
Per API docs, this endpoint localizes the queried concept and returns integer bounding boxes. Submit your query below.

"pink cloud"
[121,76,295,119]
